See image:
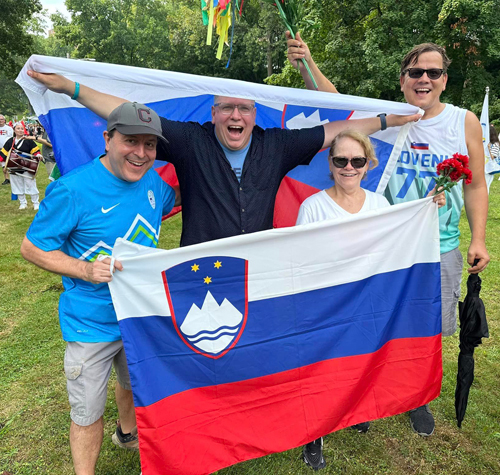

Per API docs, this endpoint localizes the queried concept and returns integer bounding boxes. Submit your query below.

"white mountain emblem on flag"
[180,291,243,355]
[286,110,330,130]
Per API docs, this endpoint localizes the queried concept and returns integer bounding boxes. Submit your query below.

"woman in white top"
[297,130,389,227]
[297,129,445,472]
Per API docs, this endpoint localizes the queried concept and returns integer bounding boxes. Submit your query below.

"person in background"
[27,127,56,177]
[0,122,41,210]
[489,124,499,159]
[0,114,13,185]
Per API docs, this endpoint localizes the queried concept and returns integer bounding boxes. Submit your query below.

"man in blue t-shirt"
[21,102,178,475]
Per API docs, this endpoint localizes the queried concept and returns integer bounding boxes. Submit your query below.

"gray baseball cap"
[107,102,168,143]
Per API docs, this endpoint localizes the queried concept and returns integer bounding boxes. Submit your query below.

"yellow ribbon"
[206,0,215,46]
[216,4,231,59]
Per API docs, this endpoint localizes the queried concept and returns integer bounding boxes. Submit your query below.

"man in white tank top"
[287,38,489,441]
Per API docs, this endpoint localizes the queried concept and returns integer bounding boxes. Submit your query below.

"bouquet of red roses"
[434,153,472,194]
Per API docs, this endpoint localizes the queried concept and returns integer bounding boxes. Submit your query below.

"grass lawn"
[1,170,499,475]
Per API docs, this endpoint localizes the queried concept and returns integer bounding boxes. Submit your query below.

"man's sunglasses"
[330,156,368,169]
[403,68,445,80]
[214,103,255,116]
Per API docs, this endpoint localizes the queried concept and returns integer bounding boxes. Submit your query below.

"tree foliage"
[267,0,500,119]
[0,74,30,118]
[3,0,500,121]
[51,0,286,83]
[0,0,43,77]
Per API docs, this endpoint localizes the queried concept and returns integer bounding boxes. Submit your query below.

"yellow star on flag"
[214,260,222,269]
[191,264,200,272]
[204,276,212,284]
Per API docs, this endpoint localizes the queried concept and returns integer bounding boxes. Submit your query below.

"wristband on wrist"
[377,113,387,131]
[71,82,80,100]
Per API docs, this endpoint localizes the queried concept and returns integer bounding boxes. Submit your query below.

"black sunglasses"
[404,68,444,80]
[330,156,368,169]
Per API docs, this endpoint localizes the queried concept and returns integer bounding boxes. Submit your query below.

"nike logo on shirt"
[101,203,120,214]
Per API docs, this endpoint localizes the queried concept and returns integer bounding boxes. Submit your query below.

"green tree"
[435,0,500,107]
[54,0,173,68]
[0,0,43,77]
[51,0,286,84]
[267,0,500,111]
[0,74,30,118]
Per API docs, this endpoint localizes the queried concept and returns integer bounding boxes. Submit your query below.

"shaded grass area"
[1,171,499,474]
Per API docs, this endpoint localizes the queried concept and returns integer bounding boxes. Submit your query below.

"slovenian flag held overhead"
[108,197,442,475]
[16,55,420,227]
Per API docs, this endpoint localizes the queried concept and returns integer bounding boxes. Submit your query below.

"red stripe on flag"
[136,335,442,475]
[155,163,181,219]
[273,176,320,228]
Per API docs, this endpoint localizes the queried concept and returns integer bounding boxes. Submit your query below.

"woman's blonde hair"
[329,130,378,169]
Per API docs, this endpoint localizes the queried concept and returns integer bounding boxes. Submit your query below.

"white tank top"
[384,103,467,253]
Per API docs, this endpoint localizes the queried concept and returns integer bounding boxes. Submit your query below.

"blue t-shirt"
[218,138,252,182]
[26,157,176,342]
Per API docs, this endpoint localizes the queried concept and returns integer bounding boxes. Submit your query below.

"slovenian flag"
[108,197,442,475]
[16,55,420,227]
[410,142,430,150]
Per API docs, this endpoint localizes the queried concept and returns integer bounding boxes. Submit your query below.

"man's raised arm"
[27,71,127,120]
[286,31,338,93]
[321,113,421,149]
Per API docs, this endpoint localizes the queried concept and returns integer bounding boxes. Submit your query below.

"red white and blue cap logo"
[162,256,248,359]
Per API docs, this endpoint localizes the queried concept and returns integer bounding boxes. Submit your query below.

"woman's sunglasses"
[403,68,444,80]
[330,156,368,169]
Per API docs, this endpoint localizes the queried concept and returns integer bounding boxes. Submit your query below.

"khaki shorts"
[64,340,131,426]
[440,247,463,337]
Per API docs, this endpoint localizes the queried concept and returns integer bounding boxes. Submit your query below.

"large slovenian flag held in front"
[109,198,442,475]
[16,55,419,226]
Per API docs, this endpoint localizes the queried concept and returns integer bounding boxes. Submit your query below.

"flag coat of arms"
[17,55,420,226]
[108,198,442,475]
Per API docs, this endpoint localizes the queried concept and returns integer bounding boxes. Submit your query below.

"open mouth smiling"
[340,172,358,177]
[228,125,244,136]
[126,158,147,167]
[415,88,431,96]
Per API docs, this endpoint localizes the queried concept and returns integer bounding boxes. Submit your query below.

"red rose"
[453,153,469,167]
[464,168,473,184]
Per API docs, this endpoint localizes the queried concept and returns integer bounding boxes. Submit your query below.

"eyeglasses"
[403,68,445,80]
[330,156,368,169]
[214,103,255,116]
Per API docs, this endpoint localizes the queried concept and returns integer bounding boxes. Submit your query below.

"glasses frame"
[213,102,255,116]
[403,68,445,80]
[330,156,368,169]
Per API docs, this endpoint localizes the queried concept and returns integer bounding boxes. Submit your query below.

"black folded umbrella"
[455,264,489,428]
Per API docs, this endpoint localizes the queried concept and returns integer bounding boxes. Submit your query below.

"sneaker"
[1,179,9,185]
[111,421,139,451]
[19,203,28,210]
[303,437,326,471]
[33,203,39,211]
[350,421,370,433]
[409,404,435,436]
